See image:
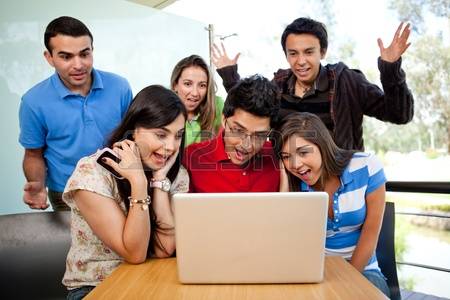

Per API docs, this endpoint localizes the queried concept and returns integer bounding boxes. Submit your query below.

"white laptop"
[173,192,328,284]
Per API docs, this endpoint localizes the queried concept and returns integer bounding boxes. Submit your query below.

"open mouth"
[297,169,312,182]
[185,98,201,107]
[152,152,169,164]
[70,72,87,81]
[296,67,310,77]
[234,148,249,162]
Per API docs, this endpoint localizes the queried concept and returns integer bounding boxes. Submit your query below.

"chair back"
[0,211,71,300]
[376,201,401,300]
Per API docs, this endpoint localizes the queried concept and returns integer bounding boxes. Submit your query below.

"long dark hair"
[274,112,355,191]
[107,85,186,256]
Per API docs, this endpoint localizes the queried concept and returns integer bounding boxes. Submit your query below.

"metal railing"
[386,181,450,273]
[386,181,450,194]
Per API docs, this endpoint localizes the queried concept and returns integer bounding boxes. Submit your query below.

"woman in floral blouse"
[62,85,189,299]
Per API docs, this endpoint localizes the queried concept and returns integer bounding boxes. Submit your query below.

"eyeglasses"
[225,119,271,144]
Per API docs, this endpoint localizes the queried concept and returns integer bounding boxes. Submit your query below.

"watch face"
[152,178,171,192]
[161,180,171,192]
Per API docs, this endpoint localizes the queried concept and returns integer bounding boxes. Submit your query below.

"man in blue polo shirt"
[19,16,133,211]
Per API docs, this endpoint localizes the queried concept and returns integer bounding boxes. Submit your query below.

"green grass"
[387,193,450,212]
[423,204,450,213]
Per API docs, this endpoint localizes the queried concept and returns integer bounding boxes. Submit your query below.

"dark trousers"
[48,190,70,211]
[67,286,95,300]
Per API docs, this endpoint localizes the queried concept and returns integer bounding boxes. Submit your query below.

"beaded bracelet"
[128,195,151,211]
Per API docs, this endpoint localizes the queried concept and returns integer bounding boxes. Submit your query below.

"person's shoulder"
[348,152,383,173]
[324,62,370,91]
[272,68,291,81]
[22,75,54,103]
[64,150,118,200]
[328,62,368,81]
[73,152,105,175]
[215,95,225,105]
[70,150,117,188]
[214,96,224,115]
[184,137,219,166]
[324,61,351,75]
[95,69,130,87]
[186,138,216,153]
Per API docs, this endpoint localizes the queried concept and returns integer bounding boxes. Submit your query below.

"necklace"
[295,81,312,95]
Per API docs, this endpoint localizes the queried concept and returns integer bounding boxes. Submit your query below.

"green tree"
[389,0,450,153]
[406,35,450,152]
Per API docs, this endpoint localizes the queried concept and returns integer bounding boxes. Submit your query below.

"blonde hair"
[170,55,217,134]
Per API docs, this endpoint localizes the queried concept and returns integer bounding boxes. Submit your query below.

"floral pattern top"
[62,151,189,289]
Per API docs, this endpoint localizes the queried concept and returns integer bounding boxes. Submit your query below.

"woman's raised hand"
[105,140,146,184]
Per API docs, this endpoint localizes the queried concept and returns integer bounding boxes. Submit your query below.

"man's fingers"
[212,43,223,58]
[30,203,48,210]
[23,197,34,205]
[394,22,404,38]
[212,43,221,53]
[399,23,411,41]
[377,38,384,50]
[211,49,219,60]
[221,42,227,55]
[404,42,412,52]
[233,52,241,63]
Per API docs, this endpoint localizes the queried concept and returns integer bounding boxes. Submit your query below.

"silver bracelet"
[128,195,151,211]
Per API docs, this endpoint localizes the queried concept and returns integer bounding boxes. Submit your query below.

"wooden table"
[85,257,388,300]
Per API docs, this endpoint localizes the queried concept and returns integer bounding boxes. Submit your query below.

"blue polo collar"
[51,68,103,99]
[340,164,354,185]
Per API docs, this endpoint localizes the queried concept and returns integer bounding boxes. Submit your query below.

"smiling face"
[280,134,323,187]
[173,66,208,120]
[285,33,325,87]
[44,34,93,95]
[133,114,185,171]
[222,108,271,166]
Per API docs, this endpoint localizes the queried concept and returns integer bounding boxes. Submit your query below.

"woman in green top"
[171,55,224,146]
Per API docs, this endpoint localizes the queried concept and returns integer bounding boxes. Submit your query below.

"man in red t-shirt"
[183,75,280,192]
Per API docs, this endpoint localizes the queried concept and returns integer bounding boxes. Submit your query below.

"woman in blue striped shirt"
[276,112,390,297]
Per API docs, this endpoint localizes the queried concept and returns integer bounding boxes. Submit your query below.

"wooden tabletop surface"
[85,256,388,300]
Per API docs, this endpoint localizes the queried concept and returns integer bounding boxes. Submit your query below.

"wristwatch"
[150,177,171,192]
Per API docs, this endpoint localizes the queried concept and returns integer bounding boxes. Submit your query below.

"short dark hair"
[44,16,93,53]
[281,17,328,54]
[223,75,279,127]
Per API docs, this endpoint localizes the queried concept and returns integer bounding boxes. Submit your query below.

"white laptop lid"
[173,192,328,284]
